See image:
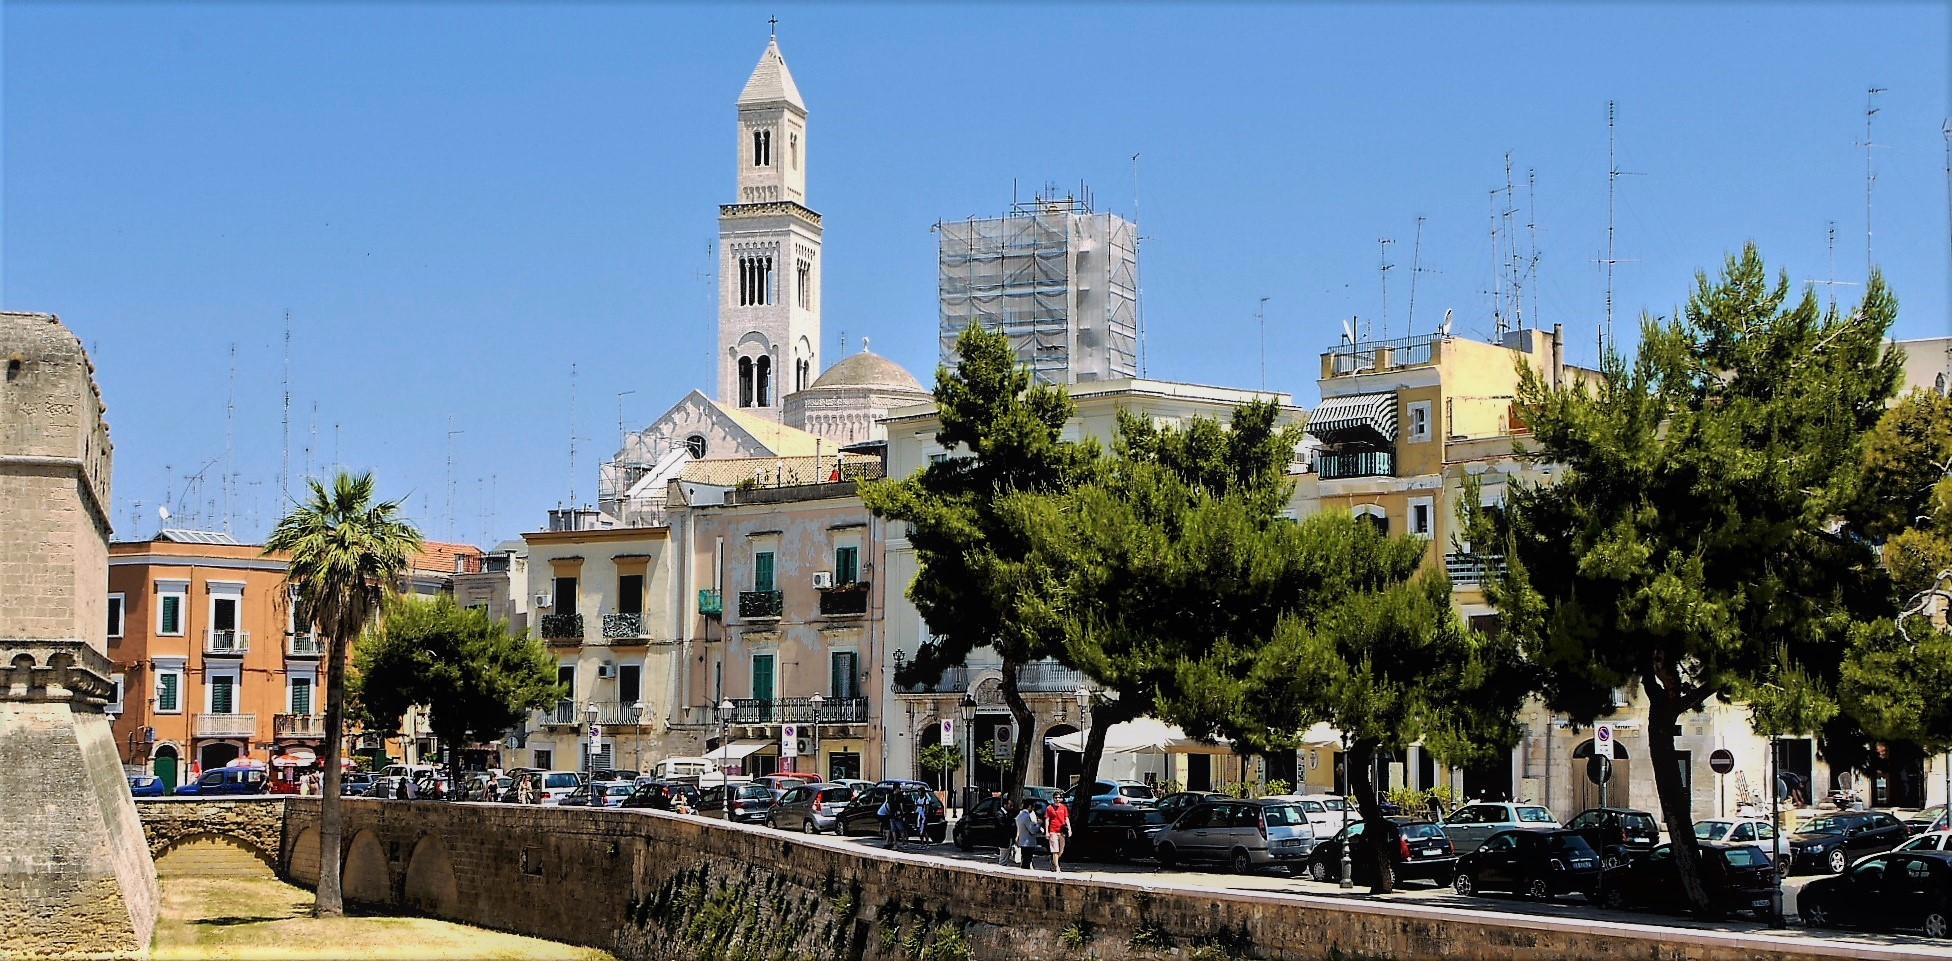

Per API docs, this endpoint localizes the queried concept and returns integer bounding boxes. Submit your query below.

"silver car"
[766,782,857,834]
[1441,801,1559,854]
[1154,799,1317,875]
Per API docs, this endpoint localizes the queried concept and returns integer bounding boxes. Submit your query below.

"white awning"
[1299,722,1345,749]
[1306,392,1398,443]
[1044,718,1232,756]
[705,739,774,763]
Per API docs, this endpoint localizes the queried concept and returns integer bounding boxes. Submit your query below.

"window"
[107,594,124,639]
[557,664,575,703]
[158,590,185,636]
[796,259,811,309]
[685,434,707,458]
[752,128,770,166]
[831,651,858,700]
[533,749,553,770]
[1408,497,1433,539]
[108,673,124,714]
[1407,401,1433,443]
[751,654,775,701]
[209,673,236,714]
[156,668,182,713]
[739,357,755,407]
[834,546,859,585]
[756,356,772,407]
[289,676,314,715]
[790,132,798,169]
[1352,506,1388,535]
[617,574,643,615]
[753,551,775,593]
[619,664,642,707]
[553,577,578,617]
[738,255,775,307]
[211,595,239,635]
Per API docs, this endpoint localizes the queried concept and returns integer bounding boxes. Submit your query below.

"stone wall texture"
[274,797,1933,961]
[136,797,285,868]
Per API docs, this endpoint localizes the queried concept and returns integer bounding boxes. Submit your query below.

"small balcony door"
[830,652,858,700]
[209,674,237,715]
[751,654,775,702]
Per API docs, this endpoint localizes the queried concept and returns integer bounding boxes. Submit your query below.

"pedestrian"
[1014,800,1043,870]
[885,789,914,850]
[911,789,931,845]
[998,799,1019,866]
[1044,796,1072,874]
[395,777,409,801]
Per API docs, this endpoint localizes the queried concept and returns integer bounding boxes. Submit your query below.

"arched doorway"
[916,720,946,791]
[153,744,180,792]
[199,741,241,772]
[1571,738,1631,811]
[1042,724,1080,789]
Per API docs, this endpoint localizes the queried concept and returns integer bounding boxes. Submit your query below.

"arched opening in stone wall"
[287,826,320,887]
[1042,724,1080,790]
[198,741,242,771]
[341,829,390,905]
[402,835,460,918]
[154,832,278,878]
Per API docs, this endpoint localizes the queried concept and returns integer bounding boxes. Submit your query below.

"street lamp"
[586,702,601,774]
[808,692,825,780]
[1075,688,1091,790]
[630,701,645,773]
[1339,732,1354,890]
[959,694,978,813]
[717,699,736,818]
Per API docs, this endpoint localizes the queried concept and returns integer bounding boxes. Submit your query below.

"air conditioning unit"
[811,571,834,589]
[797,738,812,754]
[534,593,553,608]
[597,663,617,679]
[139,726,156,743]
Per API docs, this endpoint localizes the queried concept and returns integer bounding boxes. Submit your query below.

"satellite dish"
[1438,308,1454,337]
[157,506,171,521]
[1341,317,1356,344]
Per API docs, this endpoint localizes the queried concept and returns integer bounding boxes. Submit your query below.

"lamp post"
[1769,732,1785,928]
[718,699,736,818]
[630,701,645,773]
[960,694,978,813]
[1075,688,1091,790]
[1340,732,1354,890]
[586,702,601,774]
[808,692,825,781]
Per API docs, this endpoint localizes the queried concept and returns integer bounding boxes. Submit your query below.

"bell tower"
[717,36,821,421]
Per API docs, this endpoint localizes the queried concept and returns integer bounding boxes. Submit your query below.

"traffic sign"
[1586,754,1613,785]
[1710,748,1735,775]
[940,718,955,745]
[781,724,799,758]
[1595,724,1614,755]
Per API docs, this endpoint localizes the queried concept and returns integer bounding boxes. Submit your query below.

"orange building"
[106,531,328,790]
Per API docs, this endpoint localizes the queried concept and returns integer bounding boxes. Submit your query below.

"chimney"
[1551,323,1565,390]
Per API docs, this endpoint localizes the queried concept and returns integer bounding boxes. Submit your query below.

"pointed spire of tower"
[739,37,805,111]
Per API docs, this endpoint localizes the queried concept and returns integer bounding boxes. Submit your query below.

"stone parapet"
[1,639,115,707]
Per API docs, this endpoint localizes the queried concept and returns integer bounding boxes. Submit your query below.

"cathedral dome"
[808,349,926,392]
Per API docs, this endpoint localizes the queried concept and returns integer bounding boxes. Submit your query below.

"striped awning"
[1306,392,1398,443]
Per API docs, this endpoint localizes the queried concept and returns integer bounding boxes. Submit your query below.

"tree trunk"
[1348,738,1395,894]
[1646,691,1714,915]
[999,660,1035,797]
[1075,697,1141,831]
[314,629,348,917]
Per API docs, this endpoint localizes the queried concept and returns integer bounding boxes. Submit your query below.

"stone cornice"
[719,201,822,226]
[1,639,114,709]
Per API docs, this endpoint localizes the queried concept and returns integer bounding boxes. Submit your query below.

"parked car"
[1154,791,1229,826]
[953,794,1043,853]
[559,780,635,808]
[1908,806,1949,836]
[362,776,407,798]
[1801,850,1952,936]
[700,782,777,824]
[1302,818,1456,887]
[1441,802,1560,854]
[1070,806,1173,863]
[835,780,947,843]
[174,767,269,796]
[458,774,511,802]
[753,774,814,798]
[829,778,877,794]
[1283,795,1357,840]
[1601,842,1777,919]
[1152,799,1315,874]
[1452,829,1603,901]
[1789,810,1907,875]
[1563,808,1661,865]
[591,768,639,782]
[340,772,375,796]
[128,774,166,797]
[624,779,704,812]
[1893,829,1952,855]
[1016,785,1060,804]
[1062,779,1156,809]
[767,783,856,833]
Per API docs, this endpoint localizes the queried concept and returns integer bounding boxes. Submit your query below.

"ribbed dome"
[808,350,926,392]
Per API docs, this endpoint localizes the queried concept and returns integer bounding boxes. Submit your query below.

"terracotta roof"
[679,454,883,488]
[712,403,828,458]
[413,540,484,575]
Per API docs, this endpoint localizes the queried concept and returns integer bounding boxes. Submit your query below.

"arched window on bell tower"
[739,357,755,408]
[753,129,771,167]
[756,356,773,407]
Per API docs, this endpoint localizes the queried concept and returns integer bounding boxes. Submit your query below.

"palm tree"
[265,471,421,917]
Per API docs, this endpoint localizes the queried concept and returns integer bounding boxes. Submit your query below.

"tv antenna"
[445,416,463,540]
[1256,296,1270,390]
[1596,101,1643,356]
[568,363,579,508]
[617,389,637,450]
[1132,152,1149,378]
[224,343,236,534]
[1407,216,1440,330]
[1858,87,1888,276]
[280,311,291,508]
[1378,238,1396,341]
[1807,222,1856,310]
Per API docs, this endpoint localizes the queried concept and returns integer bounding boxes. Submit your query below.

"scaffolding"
[938,190,1139,386]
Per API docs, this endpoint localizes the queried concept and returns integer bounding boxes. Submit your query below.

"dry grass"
[152,874,615,961]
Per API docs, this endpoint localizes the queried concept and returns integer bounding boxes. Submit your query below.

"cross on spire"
[769,15,778,37]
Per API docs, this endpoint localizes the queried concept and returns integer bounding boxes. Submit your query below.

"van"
[382,764,438,781]
[652,757,717,780]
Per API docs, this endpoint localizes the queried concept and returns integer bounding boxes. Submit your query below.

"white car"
[1441,801,1560,854]
[1693,817,1781,860]
[1264,794,1353,840]
[1893,829,1952,854]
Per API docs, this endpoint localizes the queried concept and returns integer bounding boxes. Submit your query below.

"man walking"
[1045,796,1072,874]
[1014,800,1044,870]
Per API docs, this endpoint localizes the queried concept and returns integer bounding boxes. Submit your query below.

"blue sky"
[4,3,1947,546]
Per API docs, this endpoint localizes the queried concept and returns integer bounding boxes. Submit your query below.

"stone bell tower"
[0,311,158,958]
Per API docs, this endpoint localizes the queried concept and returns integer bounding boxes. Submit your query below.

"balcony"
[203,630,250,656]
[542,699,577,726]
[698,589,723,618]
[730,696,870,725]
[286,633,325,657]
[539,613,584,642]
[1445,552,1508,588]
[738,590,783,620]
[194,713,256,738]
[583,700,652,726]
[274,713,325,738]
[896,659,1091,695]
[601,612,648,640]
[818,582,870,616]
[1315,450,1395,480]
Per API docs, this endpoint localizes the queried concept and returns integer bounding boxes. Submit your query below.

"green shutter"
[158,673,179,712]
[291,678,312,716]
[831,652,857,700]
[211,676,234,715]
[754,552,775,593]
[835,547,858,585]
[752,655,775,701]
[160,595,180,634]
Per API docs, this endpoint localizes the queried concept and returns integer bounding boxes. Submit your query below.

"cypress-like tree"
[1472,245,1900,912]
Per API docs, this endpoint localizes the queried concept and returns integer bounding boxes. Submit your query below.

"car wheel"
[1453,872,1477,897]
[1526,877,1553,902]
[1803,900,1830,928]
[1602,886,1627,910]
[1601,847,1625,870]
[1157,844,1178,870]
[1925,910,1950,939]
[954,826,972,852]
[1827,848,1848,875]
[1231,849,1252,875]
[1309,860,1330,883]
[801,817,819,835]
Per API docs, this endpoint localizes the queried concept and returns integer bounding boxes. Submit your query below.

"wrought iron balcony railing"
[729,696,870,725]
[1315,449,1395,480]
[895,659,1091,695]
[543,699,577,726]
[584,700,652,726]
[601,612,647,639]
[738,590,783,619]
[286,633,325,657]
[818,582,870,616]
[274,713,324,738]
[194,713,256,738]
[204,630,250,656]
[539,613,584,641]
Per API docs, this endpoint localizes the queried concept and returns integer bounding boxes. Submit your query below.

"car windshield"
[1548,835,1597,856]
[1796,816,1845,835]
[1517,807,1554,823]
[1695,821,1731,840]
[544,774,580,788]
[1119,785,1152,798]
[1261,805,1307,827]
[604,784,633,796]
[1299,800,1325,813]
[735,785,772,800]
[1621,814,1657,834]
[1400,822,1446,840]
[1723,846,1768,867]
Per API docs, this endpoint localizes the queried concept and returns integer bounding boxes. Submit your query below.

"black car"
[1801,850,1952,936]
[1788,810,1906,875]
[699,782,775,823]
[953,794,1043,852]
[1153,791,1228,825]
[1563,808,1662,866]
[835,780,947,843]
[1070,807,1172,863]
[1453,829,1604,901]
[339,773,375,797]
[1600,842,1777,920]
[1303,818,1457,887]
[621,780,702,812]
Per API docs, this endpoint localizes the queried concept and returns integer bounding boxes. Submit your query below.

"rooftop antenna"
[1503,154,1521,331]
[1808,221,1856,310]
[1407,216,1439,330]
[224,342,236,534]
[1526,168,1542,329]
[1132,152,1148,378]
[280,310,291,508]
[1256,296,1270,389]
[616,389,637,450]
[446,416,463,541]
[568,363,578,508]
[1487,189,1505,336]
[333,424,340,470]
[1377,238,1395,341]
[1597,101,1643,355]
[1859,87,1888,276]
[306,402,317,483]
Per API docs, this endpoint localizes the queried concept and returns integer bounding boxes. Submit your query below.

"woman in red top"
[1044,798,1072,873]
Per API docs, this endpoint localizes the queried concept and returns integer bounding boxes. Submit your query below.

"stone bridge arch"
[403,834,460,916]
[342,828,391,905]
[137,798,285,872]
